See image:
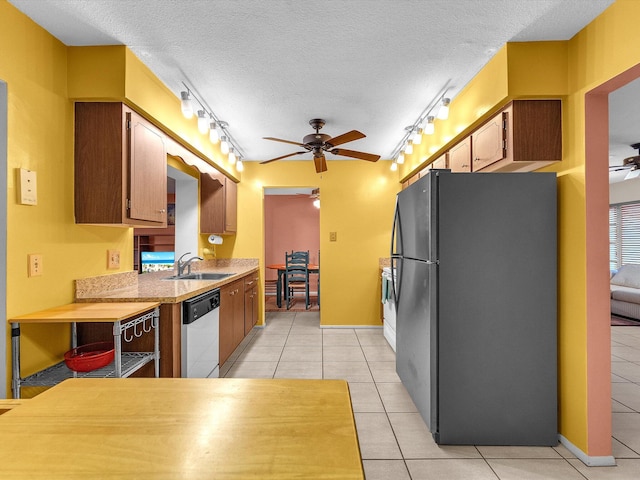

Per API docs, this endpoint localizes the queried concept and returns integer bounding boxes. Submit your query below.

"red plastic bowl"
[64,342,115,372]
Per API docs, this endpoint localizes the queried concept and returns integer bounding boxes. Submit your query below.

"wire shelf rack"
[20,352,155,387]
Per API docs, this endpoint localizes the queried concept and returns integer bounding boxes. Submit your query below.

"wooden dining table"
[0,378,364,479]
[266,263,319,308]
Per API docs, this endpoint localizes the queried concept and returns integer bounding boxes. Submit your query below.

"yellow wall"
[2,0,637,458]
[0,2,131,386]
[218,160,400,326]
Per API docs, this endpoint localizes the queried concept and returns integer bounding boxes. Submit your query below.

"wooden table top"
[0,378,364,479]
[8,302,160,324]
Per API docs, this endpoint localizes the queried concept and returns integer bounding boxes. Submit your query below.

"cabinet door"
[219,283,235,366]
[225,178,238,232]
[448,137,471,172]
[244,274,259,335]
[432,153,448,170]
[471,111,506,171]
[232,281,245,348]
[200,173,237,234]
[128,111,167,223]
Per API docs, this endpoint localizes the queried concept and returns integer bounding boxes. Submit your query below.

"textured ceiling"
[9,0,616,165]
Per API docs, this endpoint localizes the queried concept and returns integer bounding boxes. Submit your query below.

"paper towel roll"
[208,234,223,245]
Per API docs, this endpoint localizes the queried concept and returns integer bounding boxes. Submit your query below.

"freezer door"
[395,258,438,433]
[394,172,439,262]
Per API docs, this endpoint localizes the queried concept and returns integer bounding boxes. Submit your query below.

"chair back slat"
[285,251,310,309]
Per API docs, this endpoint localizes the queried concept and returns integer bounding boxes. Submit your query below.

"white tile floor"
[222,312,640,479]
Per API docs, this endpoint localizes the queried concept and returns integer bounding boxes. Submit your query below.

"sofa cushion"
[611,264,640,289]
[611,285,640,303]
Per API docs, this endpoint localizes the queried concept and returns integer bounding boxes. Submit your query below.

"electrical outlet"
[329,231,337,242]
[107,249,120,269]
[27,254,43,277]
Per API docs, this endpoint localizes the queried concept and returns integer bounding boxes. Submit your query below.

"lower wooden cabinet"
[219,279,244,366]
[244,273,259,335]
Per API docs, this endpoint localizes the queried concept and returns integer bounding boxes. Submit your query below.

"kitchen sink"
[163,272,236,281]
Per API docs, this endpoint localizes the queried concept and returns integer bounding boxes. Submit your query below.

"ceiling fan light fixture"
[197,110,209,134]
[180,91,193,119]
[220,136,229,155]
[437,97,450,120]
[625,168,640,180]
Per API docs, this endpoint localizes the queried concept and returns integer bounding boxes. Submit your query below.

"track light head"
[180,91,193,119]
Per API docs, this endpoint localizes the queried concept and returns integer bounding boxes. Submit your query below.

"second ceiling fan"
[261,118,381,173]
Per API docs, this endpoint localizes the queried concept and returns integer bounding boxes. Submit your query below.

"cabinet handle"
[461,163,468,168]
[474,158,480,162]
[158,209,166,213]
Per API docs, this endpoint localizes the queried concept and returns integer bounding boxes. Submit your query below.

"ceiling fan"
[260,119,381,173]
[611,143,640,180]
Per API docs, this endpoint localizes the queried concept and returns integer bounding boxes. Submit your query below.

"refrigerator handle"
[390,196,401,257]
[391,256,401,304]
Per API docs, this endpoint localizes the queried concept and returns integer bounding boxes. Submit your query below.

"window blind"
[610,202,640,270]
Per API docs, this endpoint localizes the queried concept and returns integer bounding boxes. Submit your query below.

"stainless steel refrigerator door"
[393,172,438,262]
[395,258,438,432]
[435,172,557,445]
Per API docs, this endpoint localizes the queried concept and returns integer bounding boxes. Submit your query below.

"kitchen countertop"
[75,258,259,304]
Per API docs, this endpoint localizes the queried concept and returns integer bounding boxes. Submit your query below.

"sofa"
[610,264,640,320]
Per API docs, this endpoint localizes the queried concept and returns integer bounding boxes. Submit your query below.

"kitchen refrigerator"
[391,170,557,445]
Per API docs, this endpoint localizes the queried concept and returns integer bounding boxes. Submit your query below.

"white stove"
[382,267,396,352]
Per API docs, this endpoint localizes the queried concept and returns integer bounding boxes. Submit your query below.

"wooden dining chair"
[285,251,310,309]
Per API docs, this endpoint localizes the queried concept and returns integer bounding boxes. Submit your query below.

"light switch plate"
[329,232,337,242]
[18,168,37,205]
[107,249,120,269]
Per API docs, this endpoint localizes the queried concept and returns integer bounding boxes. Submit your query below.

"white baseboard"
[320,325,383,329]
[558,434,616,466]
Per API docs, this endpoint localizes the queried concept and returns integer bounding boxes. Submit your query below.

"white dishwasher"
[182,288,220,378]
[382,267,397,352]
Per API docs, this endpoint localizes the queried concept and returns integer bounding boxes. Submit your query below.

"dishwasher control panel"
[183,289,220,325]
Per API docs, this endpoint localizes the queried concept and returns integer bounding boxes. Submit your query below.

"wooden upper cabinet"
[431,153,448,170]
[448,137,472,172]
[74,102,167,227]
[474,100,562,172]
[471,111,506,171]
[200,172,237,234]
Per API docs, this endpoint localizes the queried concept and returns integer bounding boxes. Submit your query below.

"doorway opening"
[133,164,198,273]
[264,188,320,312]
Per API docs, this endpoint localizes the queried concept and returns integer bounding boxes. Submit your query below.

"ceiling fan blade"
[260,151,307,164]
[314,154,328,173]
[263,136,306,147]
[331,148,380,162]
[326,130,365,147]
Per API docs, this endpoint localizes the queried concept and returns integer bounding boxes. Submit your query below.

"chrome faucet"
[176,252,204,276]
